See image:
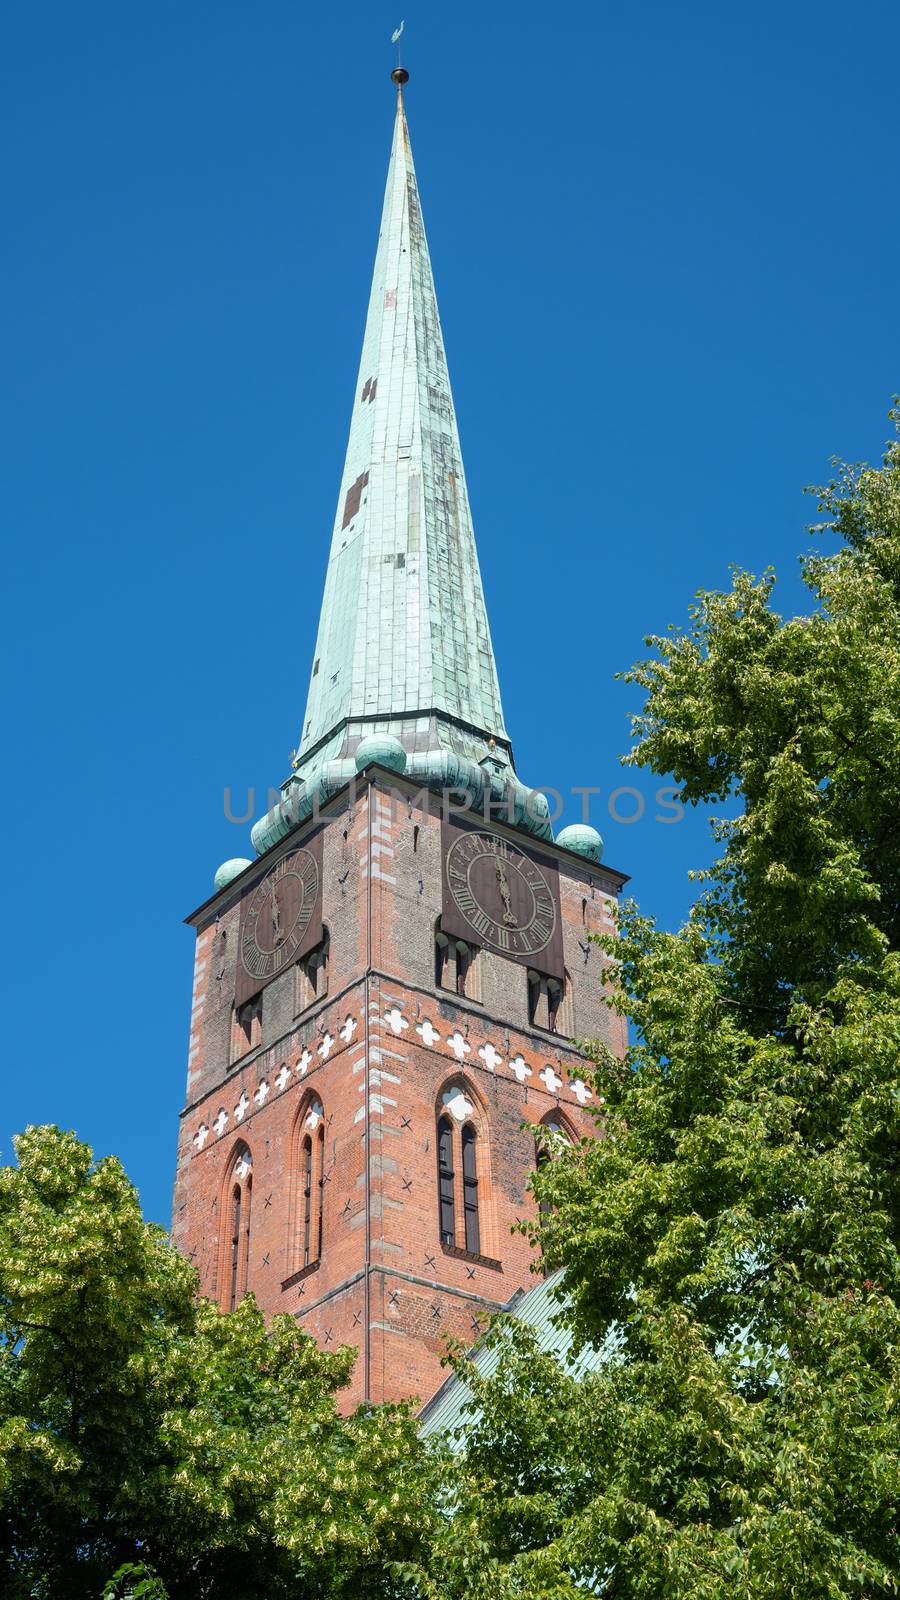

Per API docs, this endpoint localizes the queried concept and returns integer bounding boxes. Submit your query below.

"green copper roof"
[294,84,509,781]
[418,1269,614,1444]
[249,78,562,859]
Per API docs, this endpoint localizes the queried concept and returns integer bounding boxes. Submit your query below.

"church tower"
[171,71,627,1408]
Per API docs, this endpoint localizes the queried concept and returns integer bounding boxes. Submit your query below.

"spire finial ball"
[391,66,410,87]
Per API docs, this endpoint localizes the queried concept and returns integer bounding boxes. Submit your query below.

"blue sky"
[3,1,898,1225]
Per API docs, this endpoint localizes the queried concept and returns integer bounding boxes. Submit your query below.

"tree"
[0,1124,439,1598]
[425,411,900,1597]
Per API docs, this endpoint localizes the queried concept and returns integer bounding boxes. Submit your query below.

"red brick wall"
[172,775,627,1409]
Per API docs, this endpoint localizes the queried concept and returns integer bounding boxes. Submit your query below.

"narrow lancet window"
[242,1177,252,1293]
[229,1185,242,1311]
[316,1125,325,1260]
[302,1136,314,1266]
[462,1125,480,1255]
[437,1115,456,1245]
[293,1099,325,1274]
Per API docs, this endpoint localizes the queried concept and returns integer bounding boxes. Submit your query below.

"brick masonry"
[171,771,628,1409]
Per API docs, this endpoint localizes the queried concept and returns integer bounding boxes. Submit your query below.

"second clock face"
[445,830,558,958]
[240,847,319,988]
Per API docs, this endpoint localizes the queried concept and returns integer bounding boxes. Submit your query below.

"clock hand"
[495,861,517,926]
[271,884,283,943]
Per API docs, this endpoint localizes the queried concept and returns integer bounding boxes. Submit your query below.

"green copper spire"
[298,79,508,771]
[251,76,553,857]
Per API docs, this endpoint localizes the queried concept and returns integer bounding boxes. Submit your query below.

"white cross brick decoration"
[234,1091,250,1123]
[383,1006,408,1036]
[339,1014,358,1043]
[305,1101,323,1131]
[296,1048,312,1077]
[508,1054,532,1083]
[540,1065,562,1095]
[478,1042,503,1073]
[447,1030,471,1061]
[416,1019,441,1048]
[275,1063,291,1092]
[254,1080,270,1108]
[571,1078,592,1105]
[194,1123,209,1151]
[213,1109,228,1138]
[236,1152,252,1180]
[318,1032,334,1061]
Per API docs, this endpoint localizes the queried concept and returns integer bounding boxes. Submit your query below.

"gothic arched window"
[292,1098,325,1272]
[223,1143,252,1310]
[534,1115,573,1270]
[435,1083,490,1259]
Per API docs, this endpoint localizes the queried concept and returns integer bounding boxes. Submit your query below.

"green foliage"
[424,410,900,1597]
[103,1562,169,1600]
[0,1125,439,1598]
[620,412,900,1017]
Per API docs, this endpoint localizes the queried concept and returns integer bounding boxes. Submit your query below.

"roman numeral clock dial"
[444,830,560,967]
[237,846,320,1002]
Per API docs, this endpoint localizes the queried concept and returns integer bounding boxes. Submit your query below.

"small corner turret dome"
[354,734,407,774]
[556,824,604,864]
[214,858,252,892]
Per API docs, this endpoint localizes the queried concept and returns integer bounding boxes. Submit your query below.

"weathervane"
[391,20,409,87]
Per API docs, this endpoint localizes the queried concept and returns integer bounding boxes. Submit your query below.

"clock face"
[240,847,319,988]
[445,830,558,958]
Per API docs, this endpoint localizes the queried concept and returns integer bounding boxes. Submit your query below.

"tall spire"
[298,75,509,764]
[251,74,553,856]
